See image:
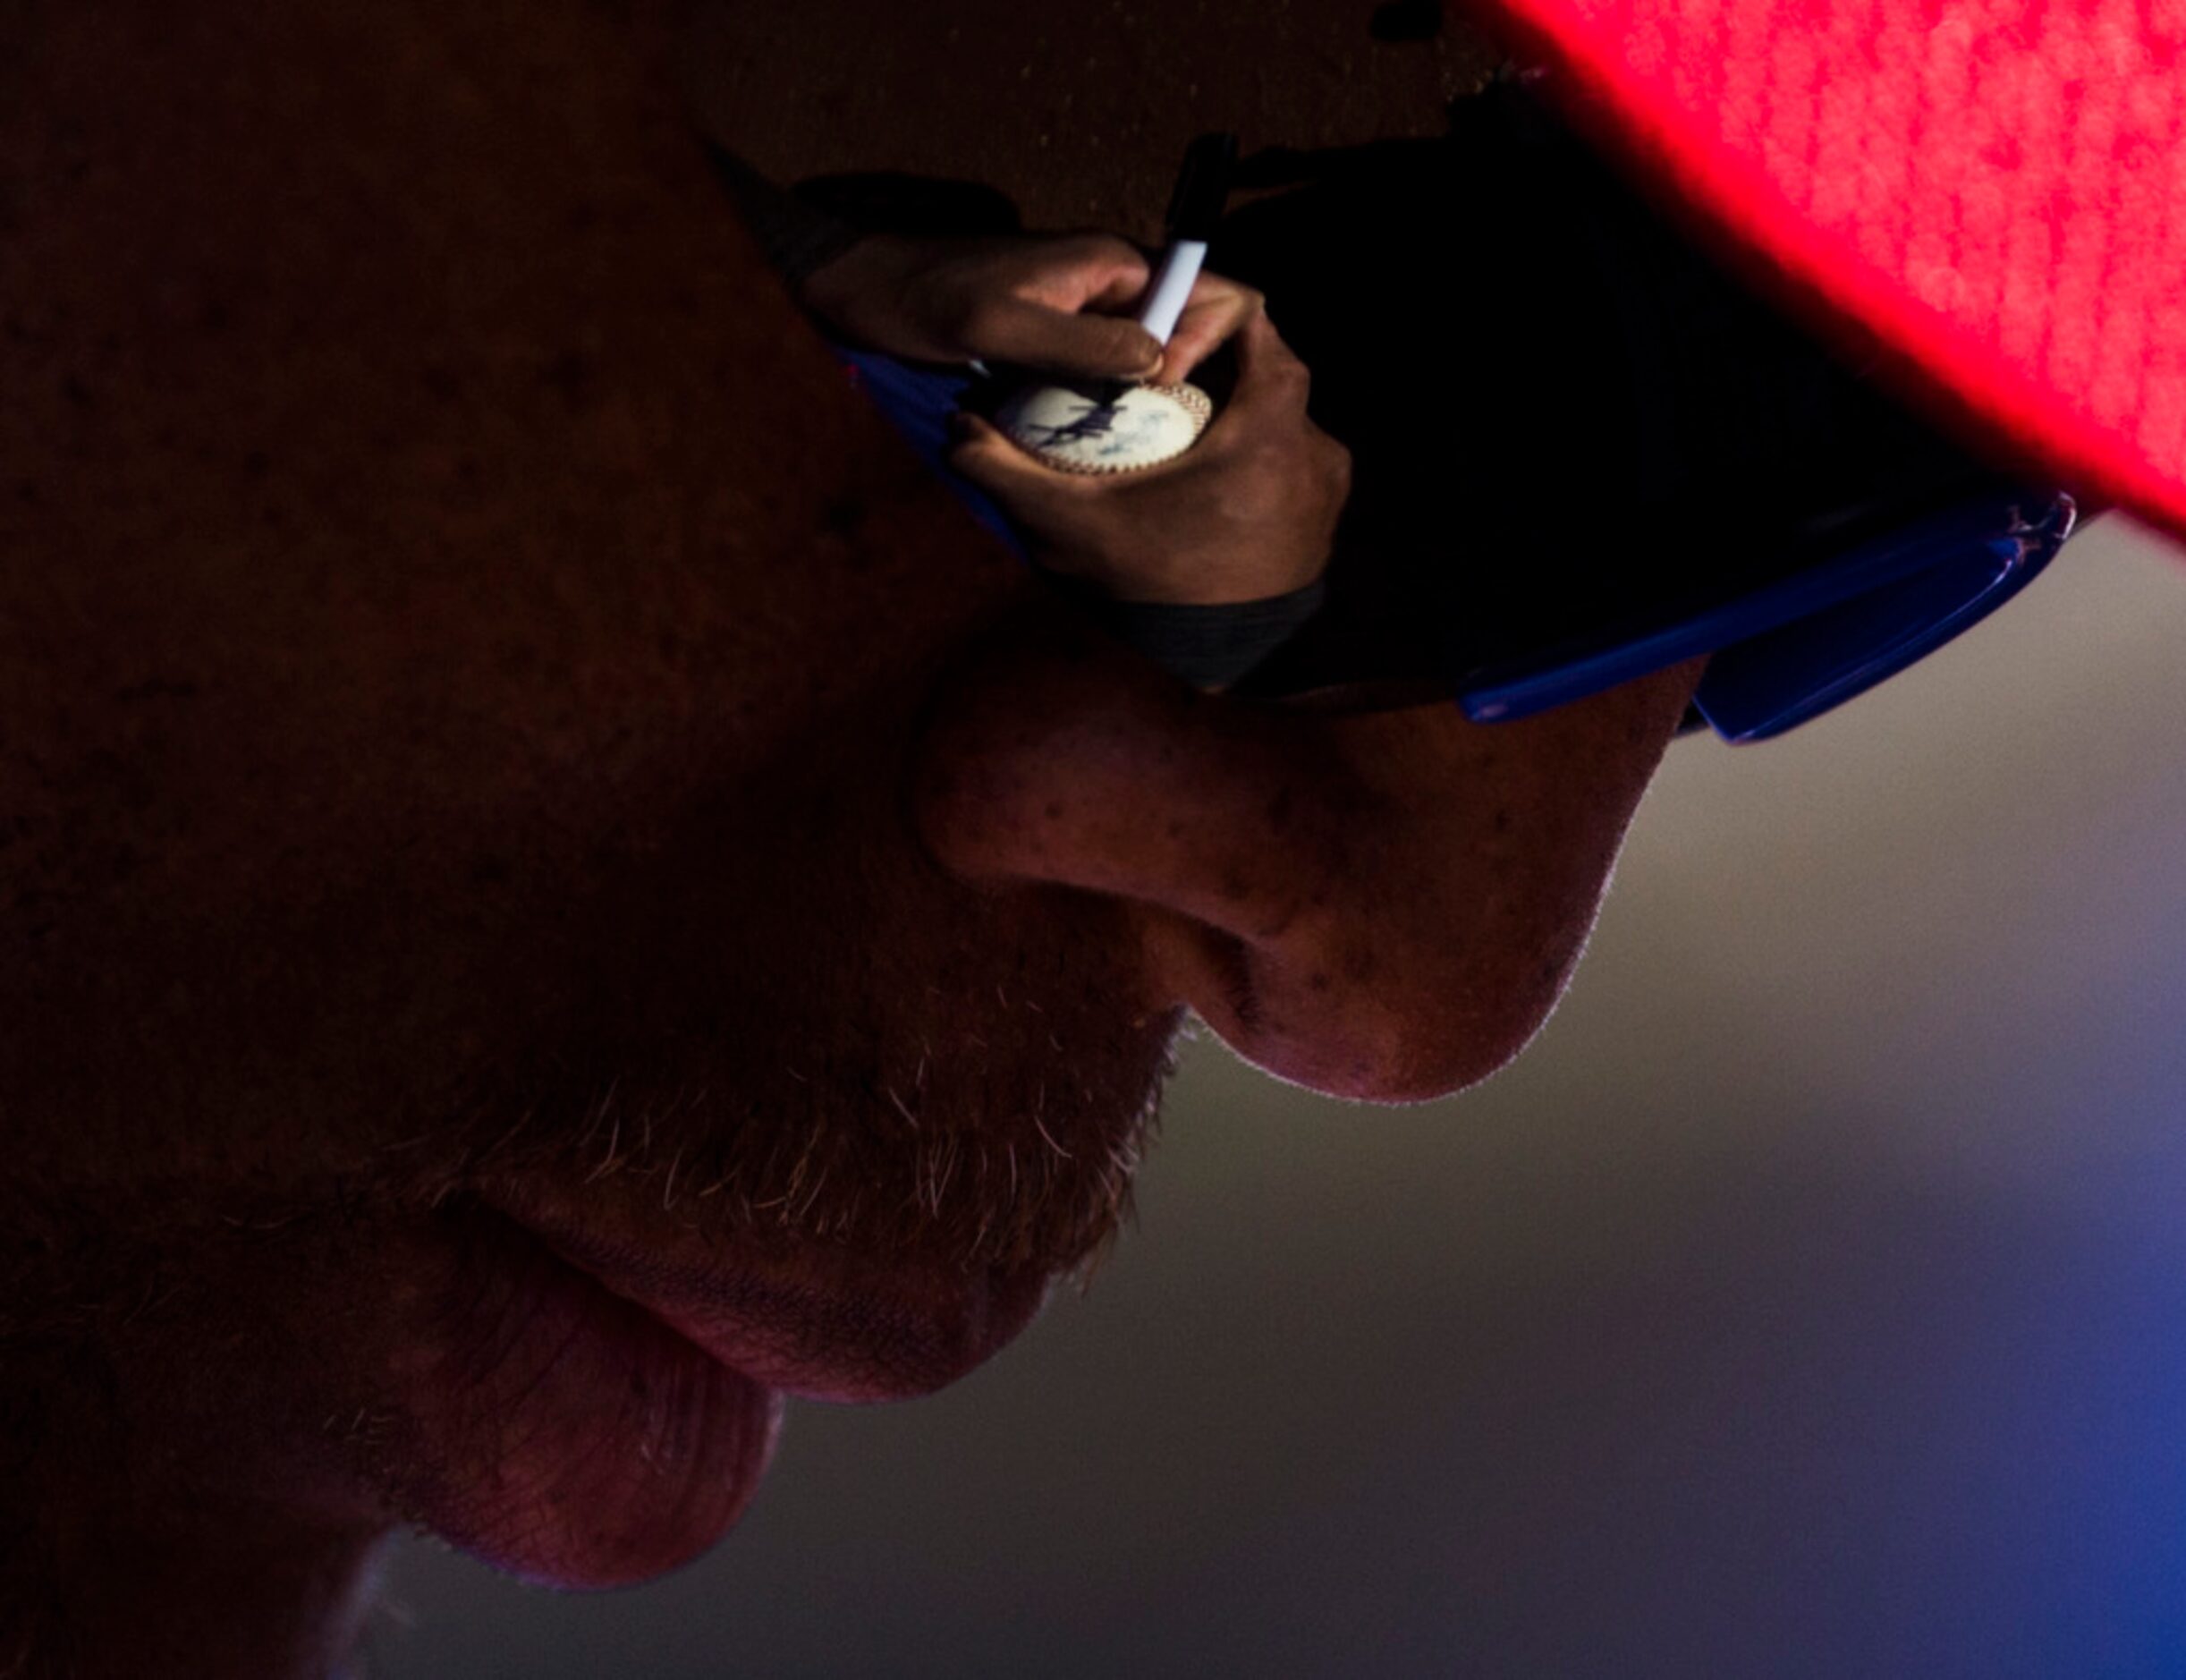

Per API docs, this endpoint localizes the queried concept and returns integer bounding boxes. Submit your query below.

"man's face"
[0,0,1699,1650]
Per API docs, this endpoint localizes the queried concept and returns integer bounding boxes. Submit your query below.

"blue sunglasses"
[835,344,2087,742]
[1456,482,2082,743]
[827,70,2093,742]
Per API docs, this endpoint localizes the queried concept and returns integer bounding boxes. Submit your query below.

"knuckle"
[1318,434,1353,491]
[955,294,1003,340]
[1264,356,1310,397]
[1094,317,1140,353]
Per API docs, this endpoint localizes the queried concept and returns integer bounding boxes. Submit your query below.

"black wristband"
[1055,576,1332,689]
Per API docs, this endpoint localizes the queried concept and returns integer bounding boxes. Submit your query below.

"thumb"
[971,296,1165,382]
[948,412,1077,503]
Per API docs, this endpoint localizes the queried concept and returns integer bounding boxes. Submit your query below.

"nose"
[911,598,1701,1102]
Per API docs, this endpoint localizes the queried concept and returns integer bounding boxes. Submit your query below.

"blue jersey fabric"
[830,348,1029,563]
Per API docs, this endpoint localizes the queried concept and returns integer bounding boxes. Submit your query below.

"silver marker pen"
[1138,132,1238,353]
[969,132,1237,384]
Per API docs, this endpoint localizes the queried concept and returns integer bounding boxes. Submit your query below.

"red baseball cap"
[1466,0,2183,544]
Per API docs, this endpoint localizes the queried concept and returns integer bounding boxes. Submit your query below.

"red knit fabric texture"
[1471,0,2186,545]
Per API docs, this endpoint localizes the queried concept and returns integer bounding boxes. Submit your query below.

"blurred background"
[367,506,2186,1676]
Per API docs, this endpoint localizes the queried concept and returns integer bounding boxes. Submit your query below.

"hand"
[1144,266,1265,387]
[947,307,1352,607]
[798,232,1259,385]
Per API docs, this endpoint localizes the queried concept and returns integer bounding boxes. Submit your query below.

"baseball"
[994,380,1214,475]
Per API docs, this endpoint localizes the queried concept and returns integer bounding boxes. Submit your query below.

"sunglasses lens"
[1694,494,2078,742]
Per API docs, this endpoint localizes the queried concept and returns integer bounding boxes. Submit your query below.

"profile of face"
[0,4,1702,1671]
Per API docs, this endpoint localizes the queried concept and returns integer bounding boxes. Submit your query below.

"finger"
[947,412,1083,505]
[1014,233,1157,314]
[1152,276,1263,386]
[963,293,1164,381]
[1213,308,1313,425]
